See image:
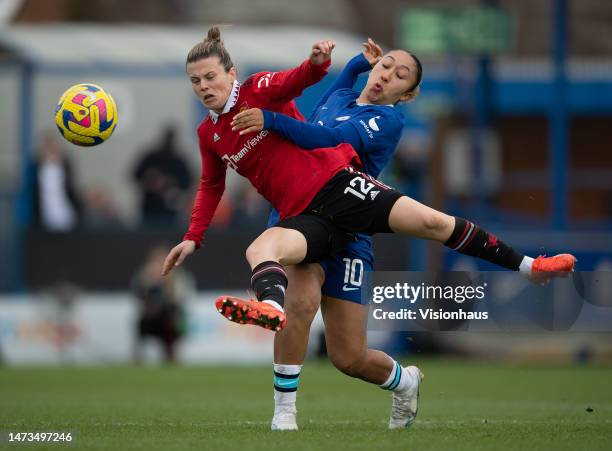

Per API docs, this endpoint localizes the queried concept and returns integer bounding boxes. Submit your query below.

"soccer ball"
[54,83,118,147]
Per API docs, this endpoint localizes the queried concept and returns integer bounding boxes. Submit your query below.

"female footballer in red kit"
[163,26,576,430]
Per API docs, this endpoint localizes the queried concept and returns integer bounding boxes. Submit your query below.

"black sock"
[251,261,288,308]
[445,217,524,271]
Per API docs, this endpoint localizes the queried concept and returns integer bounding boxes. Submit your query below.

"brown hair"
[407,51,422,92]
[186,26,234,71]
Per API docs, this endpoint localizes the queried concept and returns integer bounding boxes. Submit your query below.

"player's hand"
[161,240,195,276]
[362,37,383,67]
[231,108,264,135]
[310,39,335,65]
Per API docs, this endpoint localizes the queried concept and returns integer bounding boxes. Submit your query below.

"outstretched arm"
[249,40,335,107]
[231,106,402,162]
[231,107,362,151]
[162,144,226,275]
[265,110,363,152]
[182,147,227,248]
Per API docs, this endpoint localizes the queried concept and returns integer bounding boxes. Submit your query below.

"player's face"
[363,50,419,104]
[187,57,237,113]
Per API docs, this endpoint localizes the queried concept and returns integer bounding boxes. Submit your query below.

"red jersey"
[184,59,361,246]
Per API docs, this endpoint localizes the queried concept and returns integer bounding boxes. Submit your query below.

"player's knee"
[286,293,319,323]
[329,351,366,378]
[421,212,448,235]
[245,240,269,266]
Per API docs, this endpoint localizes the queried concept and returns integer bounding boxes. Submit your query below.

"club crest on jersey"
[239,102,249,113]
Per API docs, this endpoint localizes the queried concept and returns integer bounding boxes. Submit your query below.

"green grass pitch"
[1,359,611,450]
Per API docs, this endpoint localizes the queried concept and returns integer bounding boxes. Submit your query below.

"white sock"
[273,363,301,408]
[519,256,535,273]
[380,360,416,392]
[263,300,284,313]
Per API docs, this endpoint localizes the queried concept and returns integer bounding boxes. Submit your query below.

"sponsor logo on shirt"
[221,130,270,170]
[359,116,382,139]
[213,133,220,142]
[359,119,374,139]
[368,116,381,131]
[335,115,351,121]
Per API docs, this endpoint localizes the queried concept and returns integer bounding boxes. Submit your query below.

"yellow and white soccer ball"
[54,83,118,147]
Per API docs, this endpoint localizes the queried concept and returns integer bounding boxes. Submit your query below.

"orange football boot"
[530,253,576,284]
[215,296,286,331]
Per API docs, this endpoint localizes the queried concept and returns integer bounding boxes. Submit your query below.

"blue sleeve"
[263,110,363,152]
[267,208,280,228]
[308,53,371,121]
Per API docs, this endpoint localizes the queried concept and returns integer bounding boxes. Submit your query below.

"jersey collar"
[356,101,394,107]
[209,80,241,124]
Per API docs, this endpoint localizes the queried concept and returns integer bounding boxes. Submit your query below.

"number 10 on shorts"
[343,258,364,290]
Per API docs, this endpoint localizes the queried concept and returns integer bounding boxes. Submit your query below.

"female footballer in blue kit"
[231,39,423,430]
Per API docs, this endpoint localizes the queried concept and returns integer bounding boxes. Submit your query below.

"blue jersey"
[265,54,405,302]
[308,88,404,179]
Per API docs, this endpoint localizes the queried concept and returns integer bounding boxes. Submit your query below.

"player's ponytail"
[186,25,234,72]
[207,26,221,43]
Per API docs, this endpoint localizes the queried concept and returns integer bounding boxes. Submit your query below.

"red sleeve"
[248,59,331,107]
[183,138,226,248]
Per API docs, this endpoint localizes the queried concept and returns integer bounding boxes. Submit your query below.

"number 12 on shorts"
[342,258,364,291]
[344,176,376,200]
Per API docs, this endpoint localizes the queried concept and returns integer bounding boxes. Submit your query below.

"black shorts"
[273,213,354,264]
[275,167,403,263]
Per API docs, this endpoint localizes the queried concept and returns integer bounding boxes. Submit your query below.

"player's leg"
[325,168,574,277]
[245,226,309,269]
[271,263,324,431]
[386,195,575,277]
[318,243,422,428]
[321,296,422,429]
[216,215,342,331]
[273,264,324,363]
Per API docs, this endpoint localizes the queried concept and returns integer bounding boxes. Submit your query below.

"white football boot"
[389,366,424,429]
[271,405,298,431]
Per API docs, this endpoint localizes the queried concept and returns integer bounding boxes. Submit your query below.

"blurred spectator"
[29,131,83,232]
[132,244,194,364]
[83,185,124,229]
[132,125,192,227]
